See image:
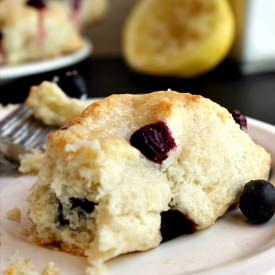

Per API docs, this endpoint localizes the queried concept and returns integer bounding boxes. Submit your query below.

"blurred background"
[1,0,275,124]
[87,0,133,56]
[89,0,275,73]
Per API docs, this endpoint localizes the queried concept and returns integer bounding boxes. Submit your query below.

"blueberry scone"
[0,0,83,65]
[28,91,271,270]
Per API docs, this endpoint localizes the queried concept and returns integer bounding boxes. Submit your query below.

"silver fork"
[0,104,55,163]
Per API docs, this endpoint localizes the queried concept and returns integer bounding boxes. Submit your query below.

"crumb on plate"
[42,262,60,275]
[6,208,22,223]
[4,252,60,275]
[4,253,39,275]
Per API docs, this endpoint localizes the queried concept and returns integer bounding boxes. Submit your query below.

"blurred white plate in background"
[0,39,92,82]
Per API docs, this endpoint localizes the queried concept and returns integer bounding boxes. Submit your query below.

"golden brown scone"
[28,91,271,271]
[0,0,83,65]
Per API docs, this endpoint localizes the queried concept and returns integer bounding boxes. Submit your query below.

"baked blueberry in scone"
[0,0,83,65]
[28,91,271,271]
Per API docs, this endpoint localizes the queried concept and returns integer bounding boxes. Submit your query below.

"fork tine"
[12,118,43,145]
[0,104,30,128]
[19,122,42,145]
[0,104,56,163]
[23,127,48,148]
[0,104,28,128]
[8,123,32,143]
[0,105,32,137]
[25,133,48,150]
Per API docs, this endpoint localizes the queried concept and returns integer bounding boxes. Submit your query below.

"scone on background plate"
[0,0,109,27]
[28,91,271,270]
[0,0,83,65]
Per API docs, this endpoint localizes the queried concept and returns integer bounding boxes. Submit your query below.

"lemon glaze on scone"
[28,91,271,270]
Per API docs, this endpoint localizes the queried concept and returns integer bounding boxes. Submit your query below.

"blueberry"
[130,121,176,164]
[70,198,95,214]
[160,210,197,242]
[57,198,96,227]
[25,0,47,9]
[229,109,247,130]
[53,70,88,100]
[239,180,275,224]
[57,202,69,226]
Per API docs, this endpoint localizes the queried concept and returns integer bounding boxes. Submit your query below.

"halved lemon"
[123,0,235,77]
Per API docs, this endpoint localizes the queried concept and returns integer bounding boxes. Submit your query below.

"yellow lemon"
[123,0,235,77]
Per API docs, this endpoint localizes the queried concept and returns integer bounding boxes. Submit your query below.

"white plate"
[0,40,92,82]
[0,118,275,275]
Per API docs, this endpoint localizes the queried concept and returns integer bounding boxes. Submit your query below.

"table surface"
[1,57,275,125]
